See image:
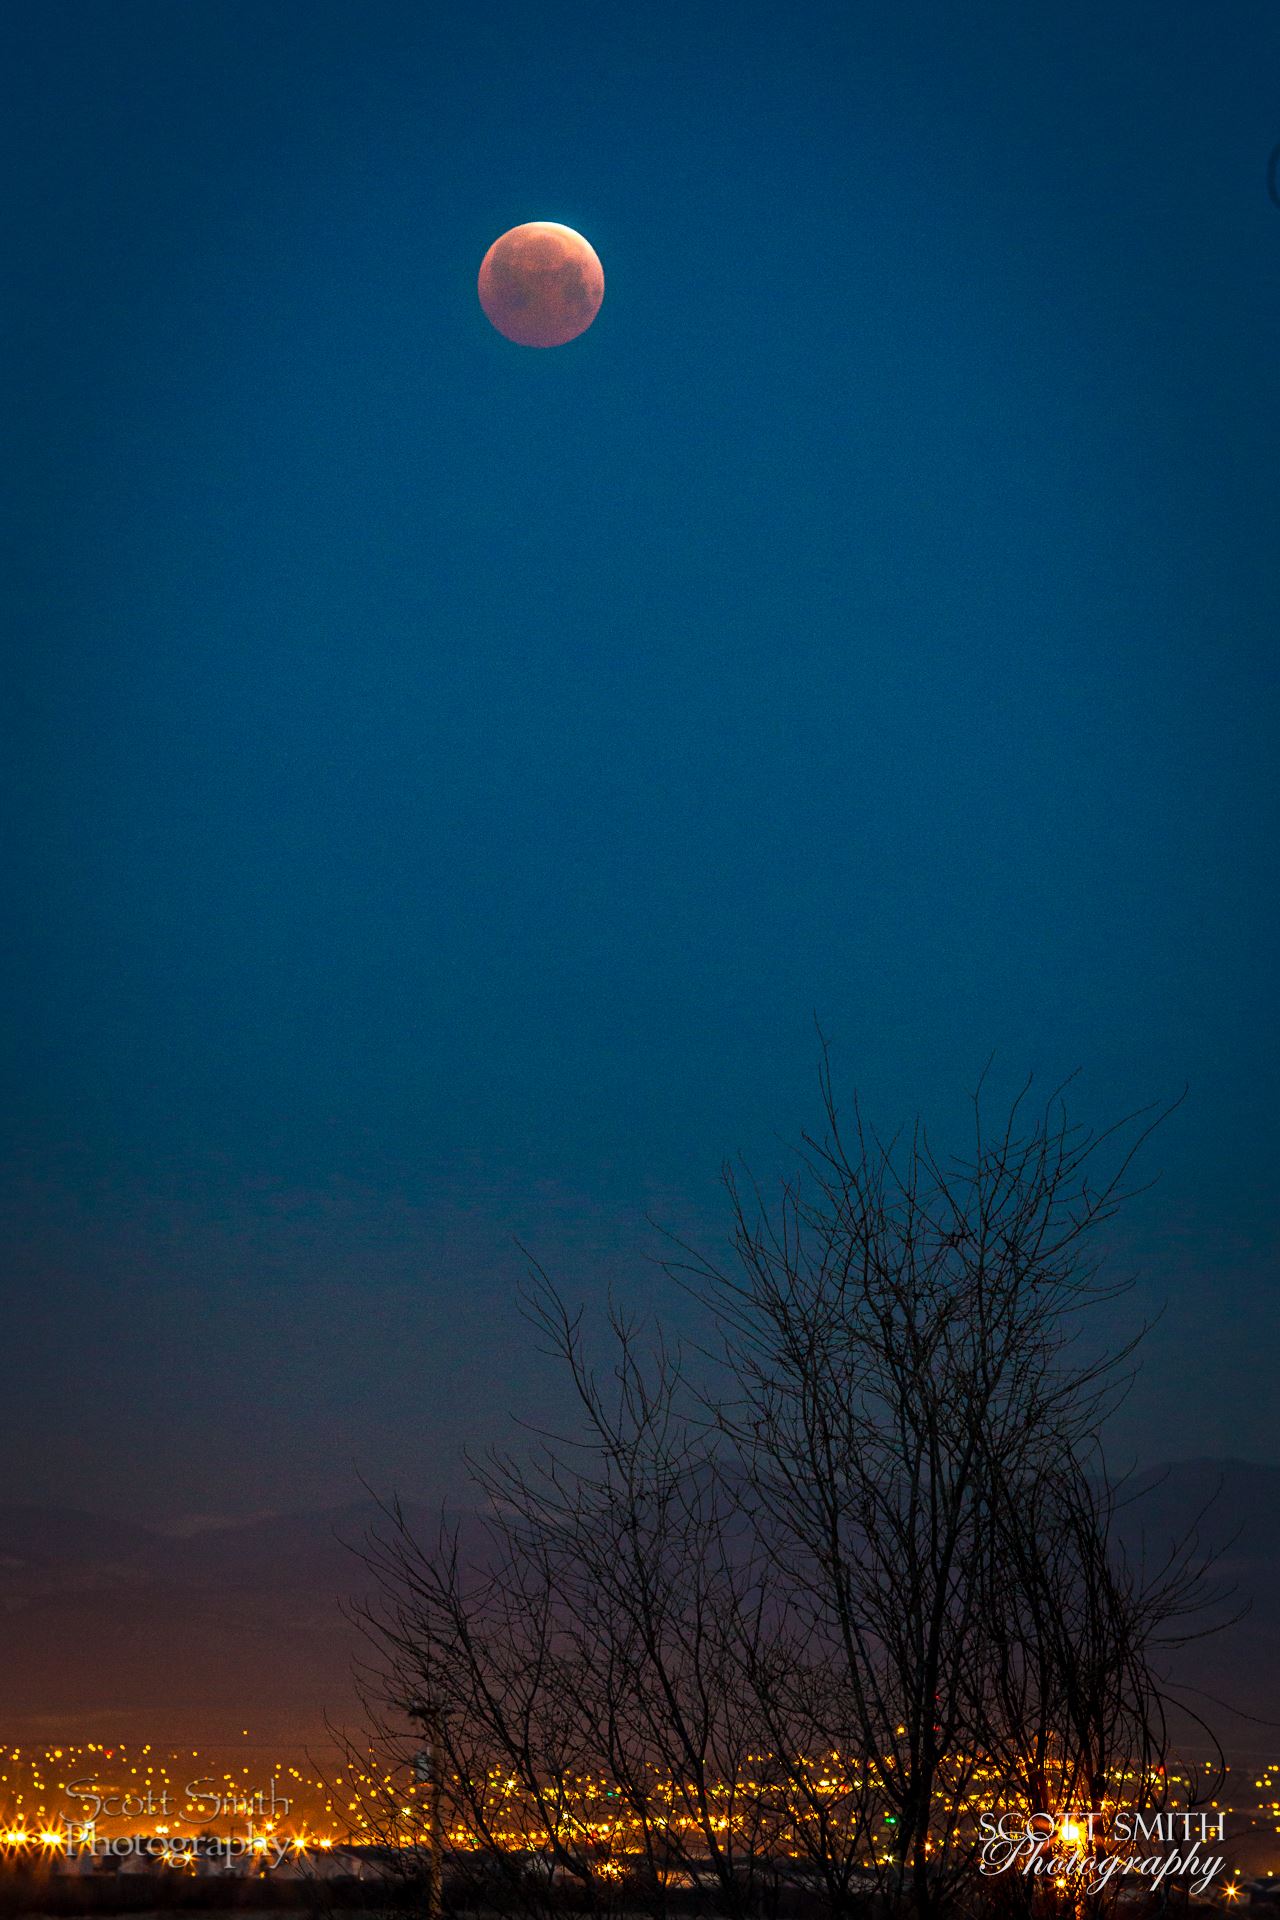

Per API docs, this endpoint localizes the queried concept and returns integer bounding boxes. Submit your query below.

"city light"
[0,1736,1274,1890]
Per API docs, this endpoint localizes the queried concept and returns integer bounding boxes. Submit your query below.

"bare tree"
[354,1065,1222,1920]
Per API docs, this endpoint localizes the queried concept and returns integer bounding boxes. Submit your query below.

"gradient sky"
[3,0,1278,1523]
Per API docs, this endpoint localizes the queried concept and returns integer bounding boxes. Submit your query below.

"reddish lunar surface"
[477,222,605,347]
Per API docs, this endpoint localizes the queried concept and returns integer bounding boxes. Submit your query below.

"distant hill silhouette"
[1121,1460,1280,1759]
[0,1463,1275,1759]
[0,1497,444,1752]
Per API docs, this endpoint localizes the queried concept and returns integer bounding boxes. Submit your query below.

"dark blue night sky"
[4,0,1278,1521]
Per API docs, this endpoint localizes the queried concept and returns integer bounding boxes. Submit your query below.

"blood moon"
[477,223,604,348]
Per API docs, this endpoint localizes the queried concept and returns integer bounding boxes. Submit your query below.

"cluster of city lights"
[0,1738,1276,1887]
[0,1742,369,1854]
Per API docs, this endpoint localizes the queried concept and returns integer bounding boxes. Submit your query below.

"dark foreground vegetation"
[0,1860,1236,1920]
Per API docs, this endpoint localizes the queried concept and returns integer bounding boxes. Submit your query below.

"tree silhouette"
[354,1064,1225,1919]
